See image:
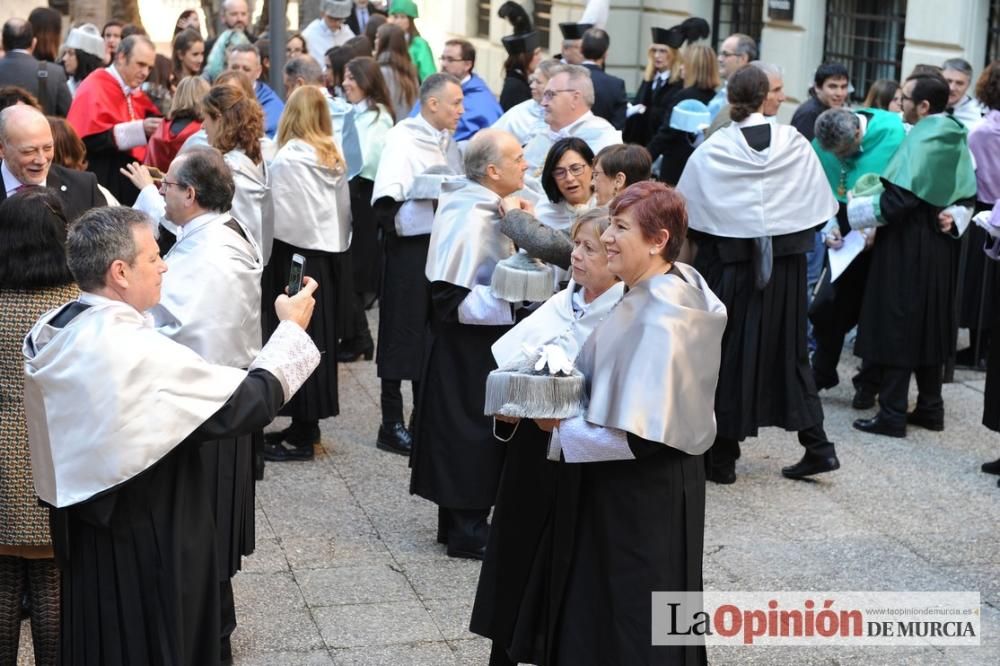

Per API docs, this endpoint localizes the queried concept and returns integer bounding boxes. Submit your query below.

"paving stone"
[448,637,492,665]
[313,601,444,648]
[331,641,456,665]
[233,571,306,612]
[425,598,479,641]
[402,558,485,602]
[235,650,336,665]
[230,609,325,654]
[297,565,416,607]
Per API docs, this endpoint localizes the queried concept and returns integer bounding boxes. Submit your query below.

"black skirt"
[958,201,998,331]
[376,232,430,381]
[262,239,340,420]
[200,431,259,580]
[982,259,1000,431]
[349,177,381,301]
[693,231,824,440]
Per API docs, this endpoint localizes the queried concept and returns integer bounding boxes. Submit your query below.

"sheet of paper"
[829,230,866,282]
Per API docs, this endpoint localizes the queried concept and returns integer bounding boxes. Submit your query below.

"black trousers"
[877,365,944,426]
[381,379,421,425]
[709,423,835,471]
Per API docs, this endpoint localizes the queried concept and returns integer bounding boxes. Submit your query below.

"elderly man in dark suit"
[580,28,627,130]
[0,19,72,117]
[0,104,105,221]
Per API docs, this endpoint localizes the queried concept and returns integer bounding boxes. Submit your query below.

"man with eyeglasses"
[848,72,976,439]
[123,147,264,662]
[408,39,502,142]
[708,32,757,121]
[522,63,621,171]
[0,103,104,222]
[302,0,356,66]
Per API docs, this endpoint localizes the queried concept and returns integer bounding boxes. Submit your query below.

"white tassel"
[490,252,557,302]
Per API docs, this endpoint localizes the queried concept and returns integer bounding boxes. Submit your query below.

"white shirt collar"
[416,113,451,143]
[1,161,26,197]
[106,64,133,95]
[175,210,226,242]
[549,110,594,136]
[460,74,472,86]
[654,70,670,83]
[79,291,156,324]
[352,98,370,114]
[736,112,768,128]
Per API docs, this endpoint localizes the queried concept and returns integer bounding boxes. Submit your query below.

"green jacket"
[813,108,906,203]
[409,35,435,82]
[882,114,977,207]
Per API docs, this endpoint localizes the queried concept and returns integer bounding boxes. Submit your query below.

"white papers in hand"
[829,230,866,282]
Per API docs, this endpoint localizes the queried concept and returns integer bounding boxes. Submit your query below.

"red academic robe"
[67,68,159,162]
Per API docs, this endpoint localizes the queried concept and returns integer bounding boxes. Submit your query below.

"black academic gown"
[374,198,430,382]
[983,258,1000,431]
[623,78,681,146]
[690,124,826,441]
[472,422,706,666]
[500,70,531,112]
[646,86,715,185]
[349,176,381,303]
[81,130,144,205]
[957,200,997,348]
[51,370,284,666]
[855,183,970,369]
[409,282,510,510]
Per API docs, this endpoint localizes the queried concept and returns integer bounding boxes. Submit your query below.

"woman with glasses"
[534,138,596,233]
[286,32,308,60]
[386,0,434,82]
[0,189,78,666]
[262,86,351,462]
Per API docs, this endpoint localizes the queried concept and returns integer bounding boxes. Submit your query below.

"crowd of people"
[0,0,998,664]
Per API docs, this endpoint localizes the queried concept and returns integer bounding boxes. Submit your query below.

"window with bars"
[712,0,764,51]
[477,1,491,39]
[988,0,1000,66]
[534,0,553,51]
[823,0,907,103]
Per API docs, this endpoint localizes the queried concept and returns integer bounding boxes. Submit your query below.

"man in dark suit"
[345,0,386,37]
[0,19,72,117]
[0,104,105,221]
[580,28,627,130]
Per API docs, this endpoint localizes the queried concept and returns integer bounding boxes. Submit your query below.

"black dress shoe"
[263,440,315,461]
[853,414,905,438]
[706,465,736,485]
[981,458,1000,475]
[781,452,841,479]
[377,422,412,456]
[852,388,876,410]
[263,422,319,461]
[446,541,487,560]
[337,337,375,363]
[906,410,944,432]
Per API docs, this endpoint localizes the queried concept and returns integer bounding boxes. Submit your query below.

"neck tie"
[14,183,37,193]
[359,8,368,31]
[342,109,364,179]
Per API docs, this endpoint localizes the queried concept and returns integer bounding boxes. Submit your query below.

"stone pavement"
[16,314,1000,665]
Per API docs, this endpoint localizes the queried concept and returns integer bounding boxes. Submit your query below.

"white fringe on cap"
[490,252,556,303]
[484,350,585,419]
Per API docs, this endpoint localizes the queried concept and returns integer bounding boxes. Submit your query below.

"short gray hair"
[67,206,151,292]
[464,130,504,183]
[814,107,860,157]
[173,148,235,212]
[749,60,782,79]
[548,64,595,107]
[942,58,973,77]
[284,55,324,85]
[419,72,462,106]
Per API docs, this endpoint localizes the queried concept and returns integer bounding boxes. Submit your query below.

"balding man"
[523,64,621,171]
[0,104,104,219]
[205,0,253,81]
[413,128,528,559]
[0,19,72,116]
[67,35,162,205]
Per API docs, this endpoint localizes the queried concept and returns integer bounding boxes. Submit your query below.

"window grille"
[534,0,553,50]
[988,0,1000,66]
[712,0,764,52]
[823,0,907,103]
[477,1,491,39]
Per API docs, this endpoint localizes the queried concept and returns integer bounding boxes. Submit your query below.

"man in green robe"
[847,73,977,437]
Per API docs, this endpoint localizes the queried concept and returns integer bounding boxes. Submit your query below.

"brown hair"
[47,116,88,171]
[375,23,419,108]
[595,144,652,188]
[862,79,900,110]
[346,56,397,123]
[682,45,721,90]
[977,61,1000,111]
[571,206,611,248]
[609,181,687,262]
[169,76,209,121]
[172,28,204,79]
[27,7,61,62]
[445,38,475,69]
[727,64,769,122]
[202,83,263,164]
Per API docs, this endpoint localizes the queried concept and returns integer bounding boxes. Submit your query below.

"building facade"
[418,0,999,120]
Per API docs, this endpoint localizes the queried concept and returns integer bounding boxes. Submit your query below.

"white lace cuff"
[250,320,321,403]
[847,194,883,230]
[458,284,515,326]
[942,205,973,238]
[556,415,635,463]
[113,120,147,150]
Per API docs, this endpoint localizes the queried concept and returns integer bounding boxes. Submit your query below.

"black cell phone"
[288,254,306,296]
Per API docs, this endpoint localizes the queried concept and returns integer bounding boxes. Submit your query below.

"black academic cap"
[559,22,593,40]
[653,17,710,49]
[502,30,541,56]
[498,1,533,35]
